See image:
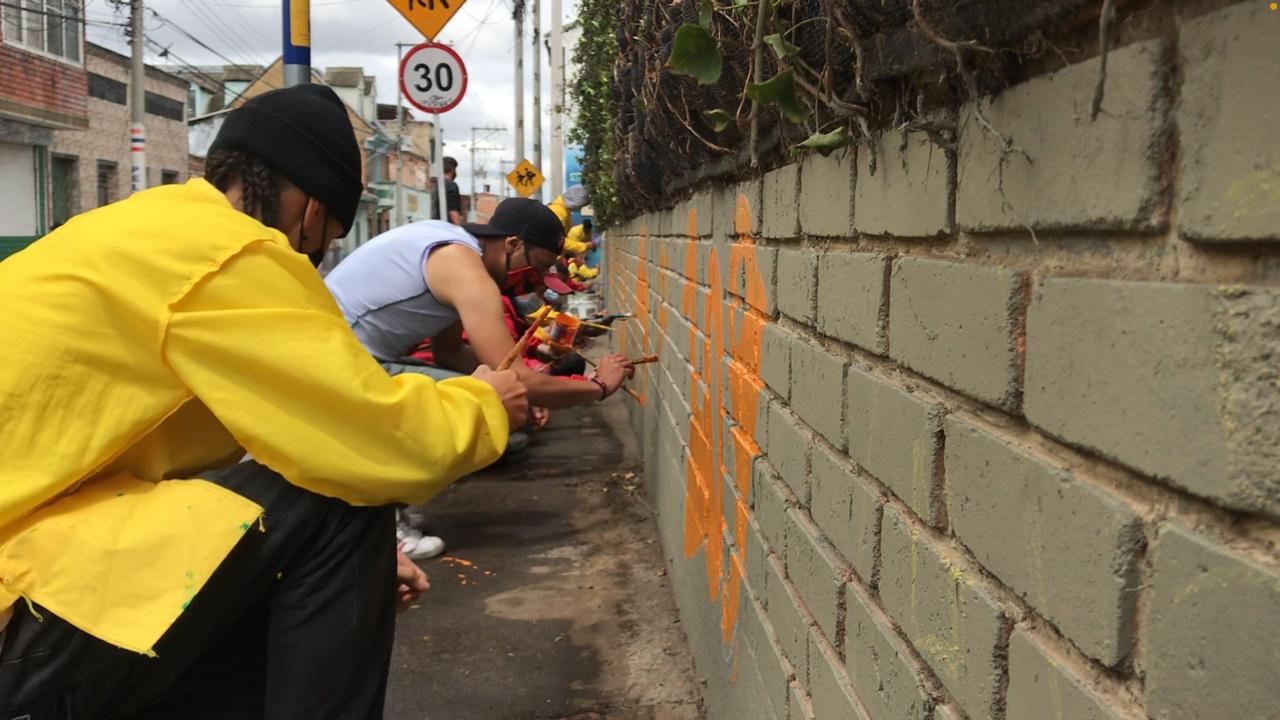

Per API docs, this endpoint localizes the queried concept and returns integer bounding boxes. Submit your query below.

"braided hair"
[205,149,283,229]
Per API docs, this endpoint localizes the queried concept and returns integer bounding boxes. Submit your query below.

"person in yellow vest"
[0,85,527,718]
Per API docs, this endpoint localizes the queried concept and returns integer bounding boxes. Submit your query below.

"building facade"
[49,43,189,225]
[0,0,87,260]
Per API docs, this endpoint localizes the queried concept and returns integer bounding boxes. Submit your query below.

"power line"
[146,6,277,91]
[178,0,271,69]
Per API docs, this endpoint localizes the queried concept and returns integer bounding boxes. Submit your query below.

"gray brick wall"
[606,5,1280,718]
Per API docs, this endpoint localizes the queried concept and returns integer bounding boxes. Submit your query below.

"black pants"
[0,461,397,720]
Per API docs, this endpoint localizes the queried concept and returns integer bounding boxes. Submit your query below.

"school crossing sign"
[386,0,468,41]
[506,159,544,198]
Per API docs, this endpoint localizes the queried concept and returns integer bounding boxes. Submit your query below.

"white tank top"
[325,221,482,361]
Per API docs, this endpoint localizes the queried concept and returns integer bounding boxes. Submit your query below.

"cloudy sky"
[84,0,580,196]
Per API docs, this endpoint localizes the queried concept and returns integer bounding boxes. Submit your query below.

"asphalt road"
[384,397,703,720]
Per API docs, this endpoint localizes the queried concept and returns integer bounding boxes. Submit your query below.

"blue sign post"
[283,0,311,87]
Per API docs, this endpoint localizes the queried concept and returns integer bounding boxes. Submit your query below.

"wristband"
[589,376,609,401]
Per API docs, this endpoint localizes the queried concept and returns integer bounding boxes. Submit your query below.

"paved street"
[385,392,703,720]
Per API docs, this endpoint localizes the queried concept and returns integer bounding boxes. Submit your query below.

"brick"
[1144,523,1280,720]
[808,629,869,720]
[753,459,792,556]
[844,585,934,720]
[1006,629,1126,720]
[944,416,1143,665]
[845,365,944,523]
[737,245,778,316]
[777,249,818,325]
[879,507,1006,720]
[789,682,814,720]
[798,149,854,237]
[888,257,1025,411]
[788,340,847,448]
[767,555,811,684]
[767,404,811,504]
[690,190,714,237]
[762,164,799,239]
[854,126,951,237]
[741,593,794,720]
[1178,3,1280,242]
[957,40,1165,231]
[760,322,793,400]
[716,179,762,239]
[743,512,773,603]
[810,444,881,586]
[816,251,889,354]
[783,508,845,642]
[1025,279,1280,519]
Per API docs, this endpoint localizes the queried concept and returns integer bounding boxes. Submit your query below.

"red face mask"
[501,247,545,295]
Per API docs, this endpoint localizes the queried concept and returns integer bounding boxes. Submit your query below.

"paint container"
[547,313,581,346]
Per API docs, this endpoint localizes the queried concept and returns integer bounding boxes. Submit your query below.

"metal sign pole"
[433,118,449,223]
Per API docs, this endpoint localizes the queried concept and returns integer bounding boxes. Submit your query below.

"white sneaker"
[397,518,445,560]
[406,534,445,560]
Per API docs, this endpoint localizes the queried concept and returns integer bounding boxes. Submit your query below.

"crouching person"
[0,85,527,719]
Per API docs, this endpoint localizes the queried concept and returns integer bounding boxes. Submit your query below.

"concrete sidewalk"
[384,396,703,719]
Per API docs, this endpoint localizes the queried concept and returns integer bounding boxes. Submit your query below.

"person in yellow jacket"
[0,84,528,718]
[563,219,596,257]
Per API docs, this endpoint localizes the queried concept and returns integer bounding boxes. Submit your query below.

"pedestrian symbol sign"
[506,159,544,198]
[386,0,468,41]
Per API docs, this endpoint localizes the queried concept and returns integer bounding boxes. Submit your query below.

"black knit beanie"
[210,84,363,235]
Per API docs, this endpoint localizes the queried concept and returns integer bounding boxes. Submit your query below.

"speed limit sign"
[399,43,467,114]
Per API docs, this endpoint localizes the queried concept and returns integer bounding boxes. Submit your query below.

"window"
[50,154,78,227]
[3,0,81,63]
[145,93,184,122]
[161,170,179,185]
[96,161,118,208]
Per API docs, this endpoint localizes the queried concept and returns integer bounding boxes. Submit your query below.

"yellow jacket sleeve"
[161,240,509,506]
[563,226,590,256]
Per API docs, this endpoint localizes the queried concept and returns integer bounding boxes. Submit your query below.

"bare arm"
[428,320,482,374]
[426,245,622,408]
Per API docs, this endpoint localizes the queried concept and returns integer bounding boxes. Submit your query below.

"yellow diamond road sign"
[506,159,544,198]
[386,0,468,41]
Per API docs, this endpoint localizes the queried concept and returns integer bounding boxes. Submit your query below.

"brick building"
[0,0,87,259]
[49,43,189,224]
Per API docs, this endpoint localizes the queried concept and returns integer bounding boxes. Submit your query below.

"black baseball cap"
[464,197,565,254]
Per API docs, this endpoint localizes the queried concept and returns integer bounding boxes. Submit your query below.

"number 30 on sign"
[399,43,467,114]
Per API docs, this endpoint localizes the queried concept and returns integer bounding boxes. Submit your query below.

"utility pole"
[395,42,406,227]
[282,0,310,87]
[531,0,542,200]
[549,0,563,197]
[470,126,506,222]
[129,0,146,193]
[513,1,525,166]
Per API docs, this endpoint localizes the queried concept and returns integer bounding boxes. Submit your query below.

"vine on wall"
[573,0,1112,221]
[568,0,622,227]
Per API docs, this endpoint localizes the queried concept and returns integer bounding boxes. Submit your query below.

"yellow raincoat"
[0,179,508,655]
[568,260,599,282]
[563,224,592,257]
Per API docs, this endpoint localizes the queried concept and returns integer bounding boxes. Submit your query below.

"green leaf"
[746,69,810,124]
[698,0,713,27]
[791,126,854,156]
[703,109,733,132]
[763,32,799,59]
[667,24,723,85]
